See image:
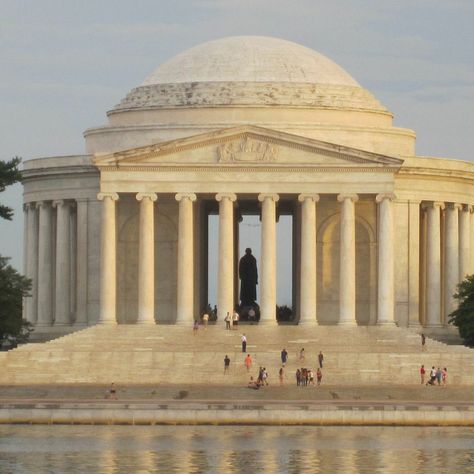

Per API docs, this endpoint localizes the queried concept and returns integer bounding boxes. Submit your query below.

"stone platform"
[1,325,473,385]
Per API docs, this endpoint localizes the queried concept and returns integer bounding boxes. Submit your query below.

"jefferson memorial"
[22,36,474,336]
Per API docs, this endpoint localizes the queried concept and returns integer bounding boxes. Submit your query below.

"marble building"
[21,36,474,336]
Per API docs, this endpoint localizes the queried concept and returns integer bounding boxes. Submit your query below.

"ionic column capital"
[462,204,473,213]
[52,199,70,208]
[422,201,445,210]
[376,193,397,203]
[446,202,463,211]
[298,193,320,203]
[175,192,197,202]
[258,193,279,203]
[35,200,50,210]
[216,192,237,202]
[337,193,359,203]
[136,192,157,202]
[97,192,119,202]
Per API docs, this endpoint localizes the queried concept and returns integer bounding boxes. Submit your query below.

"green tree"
[0,256,32,346]
[449,275,474,347]
[0,157,32,347]
[0,157,22,220]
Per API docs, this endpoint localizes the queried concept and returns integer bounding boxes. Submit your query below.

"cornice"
[99,165,398,173]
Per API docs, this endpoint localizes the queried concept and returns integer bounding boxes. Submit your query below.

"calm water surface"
[0,425,474,473]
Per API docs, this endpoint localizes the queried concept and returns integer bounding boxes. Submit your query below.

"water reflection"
[0,426,474,473]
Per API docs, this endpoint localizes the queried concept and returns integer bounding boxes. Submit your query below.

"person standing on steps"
[244,354,252,372]
[318,351,324,369]
[224,312,231,330]
[420,365,426,384]
[224,355,230,374]
[421,333,426,351]
[281,348,288,367]
[202,311,209,329]
[241,334,247,353]
[316,368,322,386]
[279,367,284,385]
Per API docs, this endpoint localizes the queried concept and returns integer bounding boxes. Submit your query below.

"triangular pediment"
[93,125,403,170]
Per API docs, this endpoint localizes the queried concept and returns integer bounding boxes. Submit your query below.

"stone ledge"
[1,401,474,426]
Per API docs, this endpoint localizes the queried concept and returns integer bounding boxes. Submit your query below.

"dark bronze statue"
[239,248,258,305]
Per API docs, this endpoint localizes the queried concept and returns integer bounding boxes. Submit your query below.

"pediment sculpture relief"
[218,137,278,163]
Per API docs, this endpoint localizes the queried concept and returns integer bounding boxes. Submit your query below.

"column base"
[135,320,156,325]
[175,320,191,326]
[298,320,318,327]
[258,319,278,326]
[423,323,445,329]
[97,319,116,325]
[337,320,357,327]
[376,320,396,326]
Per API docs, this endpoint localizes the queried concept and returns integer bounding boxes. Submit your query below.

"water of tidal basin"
[1,425,474,473]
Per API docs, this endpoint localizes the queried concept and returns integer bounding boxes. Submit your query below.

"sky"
[1,0,473,281]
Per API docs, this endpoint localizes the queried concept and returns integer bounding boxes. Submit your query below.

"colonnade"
[423,202,472,327]
[22,194,473,329]
[23,199,88,327]
[96,191,395,326]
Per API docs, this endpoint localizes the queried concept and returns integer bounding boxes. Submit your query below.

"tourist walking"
[241,334,247,353]
[426,366,437,386]
[296,368,301,386]
[224,312,231,330]
[193,319,199,335]
[318,351,324,368]
[436,367,442,385]
[202,311,209,329]
[316,368,322,386]
[244,354,252,372]
[224,355,230,374]
[299,348,305,362]
[308,369,315,386]
[420,365,425,384]
[281,348,288,366]
[442,367,448,387]
[233,310,239,327]
[279,367,284,385]
[421,333,426,351]
[262,367,269,386]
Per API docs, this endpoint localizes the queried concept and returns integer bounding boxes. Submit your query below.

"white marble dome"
[141,36,360,87]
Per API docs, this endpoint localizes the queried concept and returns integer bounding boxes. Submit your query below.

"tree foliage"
[449,275,474,346]
[0,157,22,220]
[0,156,32,347]
[0,256,32,347]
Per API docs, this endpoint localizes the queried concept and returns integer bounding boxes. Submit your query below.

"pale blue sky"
[1,0,473,278]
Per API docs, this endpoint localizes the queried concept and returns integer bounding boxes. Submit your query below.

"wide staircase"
[1,324,473,385]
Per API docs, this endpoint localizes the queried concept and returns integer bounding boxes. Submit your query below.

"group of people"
[224,311,240,329]
[295,367,322,386]
[247,366,270,389]
[420,365,448,386]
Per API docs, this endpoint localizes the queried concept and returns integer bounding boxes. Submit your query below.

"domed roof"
[141,36,360,87]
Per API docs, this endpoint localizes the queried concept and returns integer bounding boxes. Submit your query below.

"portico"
[90,126,403,326]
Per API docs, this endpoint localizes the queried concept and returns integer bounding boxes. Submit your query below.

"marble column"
[36,201,53,326]
[424,201,444,327]
[216,193,236,321]
[376,193,396,325]
[136,193,157,324]
[75,199,88,326]
[444,203,461,317]
[97,192,119,324]
[258,193,279,325]
[53,200,72,325]
[176,193,197,325]
[337,194,358,326]
[25,203,39,324]
[298,193,319,326]
[459,204,471,280]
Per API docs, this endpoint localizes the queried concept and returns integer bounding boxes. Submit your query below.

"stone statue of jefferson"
[239,248,258,306]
